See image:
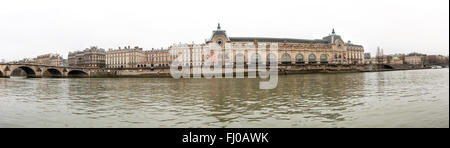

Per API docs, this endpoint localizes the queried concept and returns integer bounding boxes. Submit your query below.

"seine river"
[0,69,448,128]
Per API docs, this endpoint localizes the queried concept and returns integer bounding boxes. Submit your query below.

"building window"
[250,53,261,64]
[281,53,291,64]
[235,53,245,65]
[296,54,304,64]
[320,54,328,63]
[266,53,277,65]
[309,54,316,64]
[217,53,223,64]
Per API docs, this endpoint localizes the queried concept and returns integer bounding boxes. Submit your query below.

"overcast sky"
[0,0,448,61]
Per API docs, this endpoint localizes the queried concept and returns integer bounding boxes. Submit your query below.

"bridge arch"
[68,70,88,78]
[43,68,63,78]
[12,66,37,78]
[383,64,394,69]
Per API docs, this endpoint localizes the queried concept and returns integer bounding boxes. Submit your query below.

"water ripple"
[0,69,448,128]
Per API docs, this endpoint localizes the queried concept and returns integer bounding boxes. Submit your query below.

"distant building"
[407,52,427,57]
[68,46,106,68]
[64,24,367,69]
[34,53,64,66]
[364,53,371,59]
[390,56,404,65]
[17,58,36,64]
[61,59,68,67]
[425,55,449,66]
[68,51,83,67]
[146,48,171,68]
[105,46,147,69]
[405,56,425,65]
[387,54,405,65]
[172,24,365,66]
[404,52,426,67]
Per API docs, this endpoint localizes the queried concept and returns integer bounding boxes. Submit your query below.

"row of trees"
[374,47,448,66]
[425,55,449,66]
[385,53,449,66]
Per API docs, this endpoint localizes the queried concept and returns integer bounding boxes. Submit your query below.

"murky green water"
[0,69,448,128]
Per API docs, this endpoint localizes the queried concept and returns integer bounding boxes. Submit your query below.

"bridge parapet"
[0,63,94,78]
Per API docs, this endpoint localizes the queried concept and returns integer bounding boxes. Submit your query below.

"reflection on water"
[0,69,448,128]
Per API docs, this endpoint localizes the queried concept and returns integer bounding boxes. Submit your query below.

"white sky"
[0,0,448,61]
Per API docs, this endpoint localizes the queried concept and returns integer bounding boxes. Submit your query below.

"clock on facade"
[217,39,223,46]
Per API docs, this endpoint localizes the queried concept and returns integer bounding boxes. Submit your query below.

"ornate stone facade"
[173,24,365,66]
[15,53,63,66]
[106,46,146,69]
[68,46,106,68]
[104,47,171,69]
[145,48,172,68]
[67,24,365,69]
[34,53,64,66]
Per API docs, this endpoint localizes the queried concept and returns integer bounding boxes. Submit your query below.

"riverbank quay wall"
[87,64,389,78]
[2,64,429,78]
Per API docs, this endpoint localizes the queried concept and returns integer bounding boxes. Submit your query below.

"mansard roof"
[210,30,228,40]
[209,25,363,47]
[345,43,364,48]
[322,35,343,43]
[229,36,363,47]
[229,37,330,44]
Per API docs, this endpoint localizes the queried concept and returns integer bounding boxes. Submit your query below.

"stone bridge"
[0,64,96,78]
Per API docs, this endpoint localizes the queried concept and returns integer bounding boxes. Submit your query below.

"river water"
[0,69,448,128]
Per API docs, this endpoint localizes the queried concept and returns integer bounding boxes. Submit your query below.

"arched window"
[216,53,223,65]
[320,54,328,64]
[250,53,261,64]
[281,53,291,64]
[308,54,316,64]
[267,53,277,65]
[224,53,231,65]
[235,53,245,65]
[295,54,304,64]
